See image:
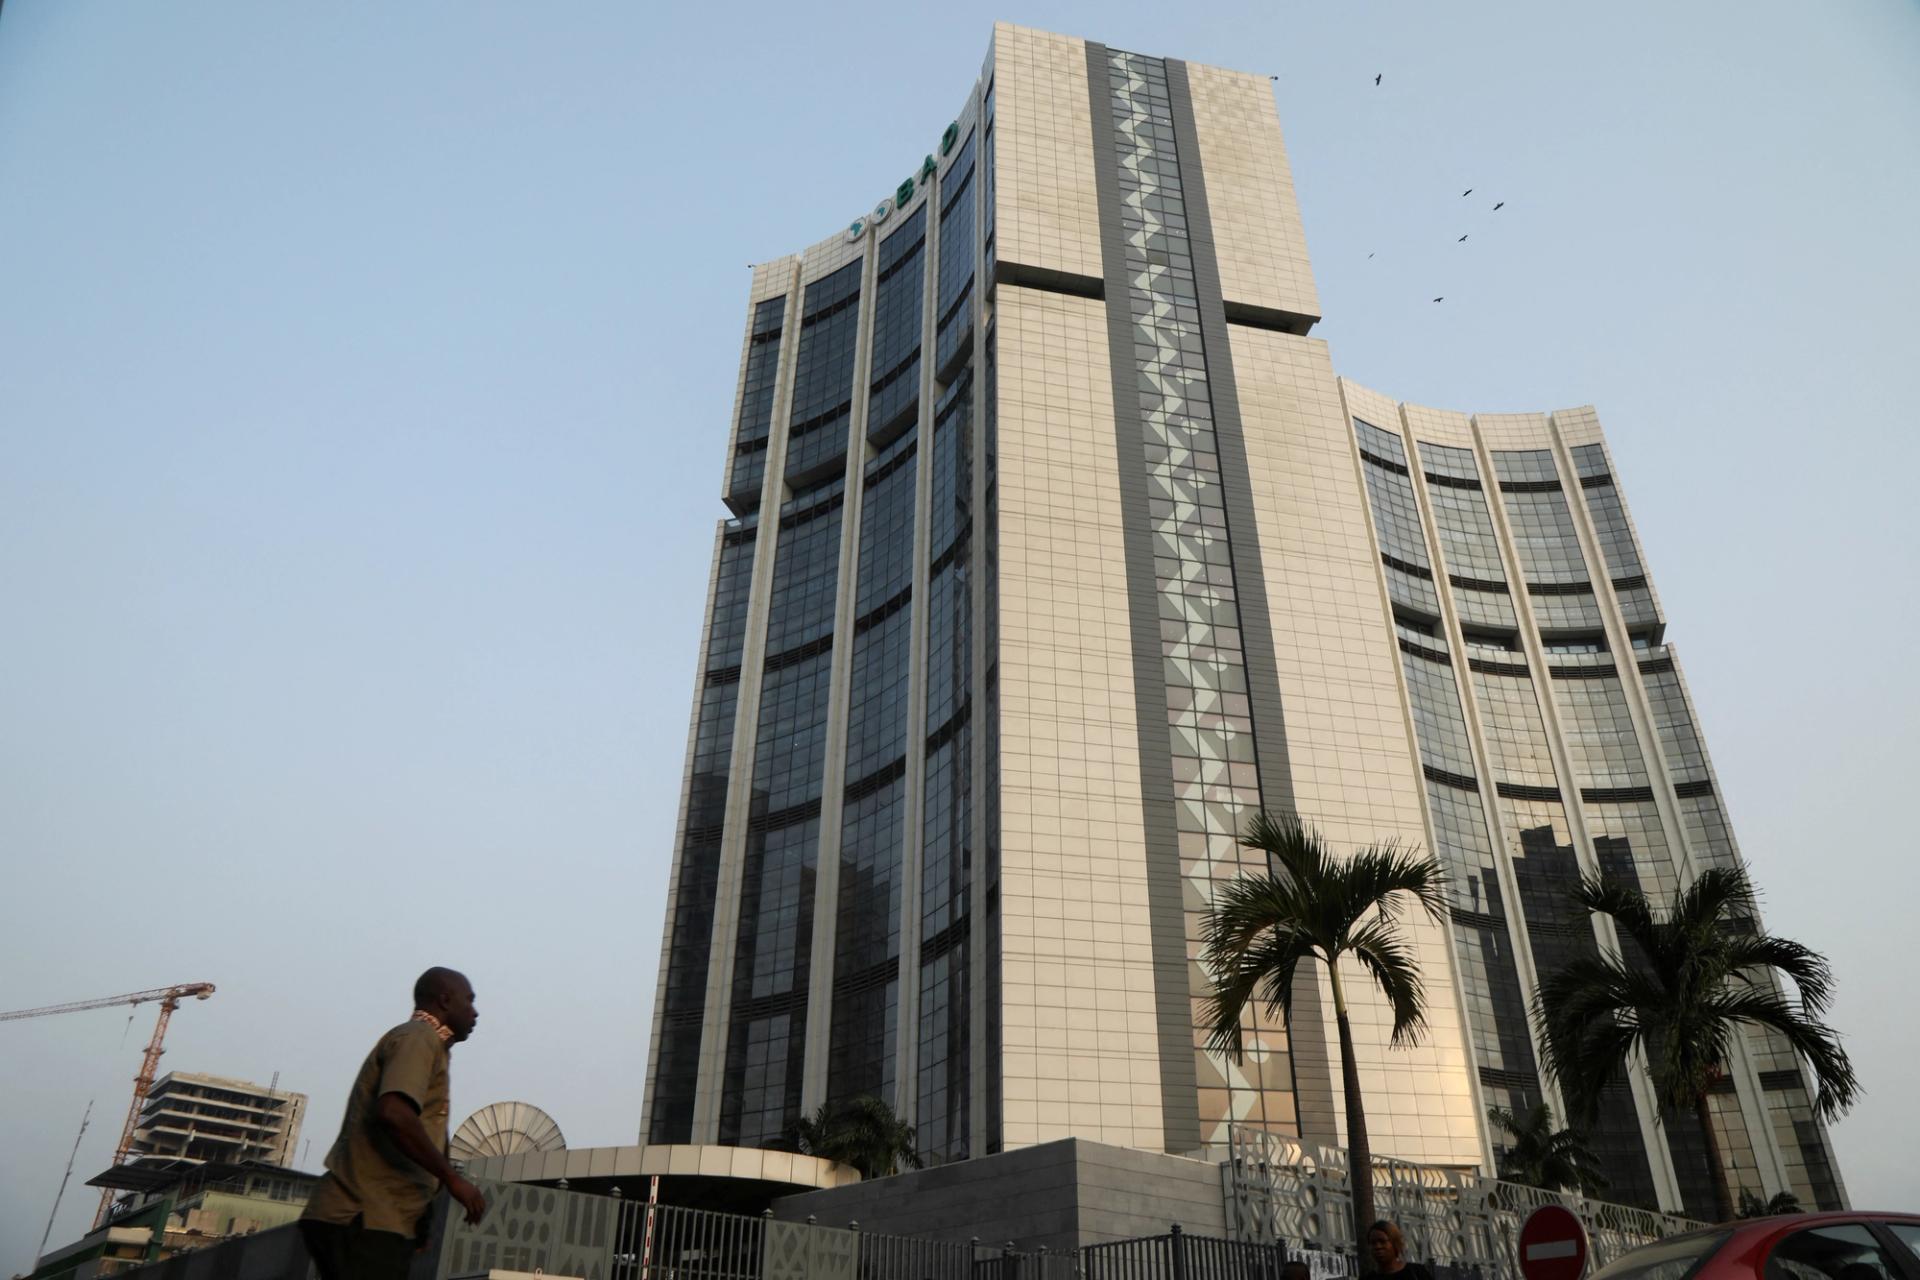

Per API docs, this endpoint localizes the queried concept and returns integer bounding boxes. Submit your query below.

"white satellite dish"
[450,1101,566,1161]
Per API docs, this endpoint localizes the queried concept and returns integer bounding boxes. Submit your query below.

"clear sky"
[2,0,1916,1266]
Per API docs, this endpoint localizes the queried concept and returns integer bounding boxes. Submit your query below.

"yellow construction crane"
[1,982,216,1228]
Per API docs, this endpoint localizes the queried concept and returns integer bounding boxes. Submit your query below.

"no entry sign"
[1518,1205,1590,1280]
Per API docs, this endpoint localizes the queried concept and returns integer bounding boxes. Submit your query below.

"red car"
[1590,1213,1920,1280]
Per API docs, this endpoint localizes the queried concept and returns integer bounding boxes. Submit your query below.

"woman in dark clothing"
[1362,1221,1435,1280]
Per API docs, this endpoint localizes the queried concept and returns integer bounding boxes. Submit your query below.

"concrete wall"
[771,1138,1226,1252]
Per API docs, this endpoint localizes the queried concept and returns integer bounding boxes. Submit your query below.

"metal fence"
[1223,1125,1700,1280]
[1082,1225,1292,1280]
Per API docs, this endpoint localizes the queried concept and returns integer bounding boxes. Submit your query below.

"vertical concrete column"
[639,523,729,1142]
[799,235,884,1113]
[692,258,805,1141]
[892,154,947,1127]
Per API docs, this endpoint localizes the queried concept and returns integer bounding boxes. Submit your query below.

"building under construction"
[128,1073,306,1169]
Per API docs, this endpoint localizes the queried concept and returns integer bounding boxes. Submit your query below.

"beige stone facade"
[640,22,1845,1217]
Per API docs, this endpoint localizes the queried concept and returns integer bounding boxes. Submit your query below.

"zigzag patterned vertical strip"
[1106,49,1294,1146]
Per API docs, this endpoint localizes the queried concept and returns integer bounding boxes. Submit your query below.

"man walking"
[299,967,489,1279]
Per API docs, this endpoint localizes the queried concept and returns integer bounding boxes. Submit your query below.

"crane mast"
[0,983,216,1230]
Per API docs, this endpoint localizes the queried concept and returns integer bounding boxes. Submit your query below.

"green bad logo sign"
[846,122,961,243]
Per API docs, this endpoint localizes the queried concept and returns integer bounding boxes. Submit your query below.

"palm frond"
[1705,989,1859,1120]
[1200,917,1317,1059]
[1721,934,1836,1014]
[1345,915,1429,1046]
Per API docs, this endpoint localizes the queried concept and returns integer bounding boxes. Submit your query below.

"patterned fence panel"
[1224,1125,1699,1280]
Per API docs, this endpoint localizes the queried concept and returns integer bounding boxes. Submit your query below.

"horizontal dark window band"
[801,290,861,327]
[661,1007,704,1028]
[1399,637,1452,665]
[1549,663,1619,680]
[995,259,1104,300]
[1497,781,1562,801]
[1382,551,1433,579]
[1222,299,1316,334]
[852,587,911,634]
[1581,785,1656,804]
[1478,1065,1538,1092]
[876,240,925,284]
[1450,573,1509,594]
[937,279,975,331]
[1423,763,1479,792]
[722,521,759,547]
[831,955,900,998]
[844,757,908,802]
[790,402,853,440]
[924,701,972,754]
[928,519,975,575]
[1359,447,1410,476]
[746,794,823,833]
[864,440,918,487]
[778,489,845,529]
[682,823,724,846]
[1499,478,1563,493]
[729,987,807,1022]
[920,914,969,963]
[1450,906,1506,932]
[704,664,742,686]
[1424,471,1482,491]
[939,161,974,218]
[1469,657,1531,677]
[764,632,834,671]
[1611,574,1649,591]
[1638,657,1675,674]
[1526,580,1595,597]
[1673,779,1715,798]
[734,435,770,457]
[1580,472,1614,489]
[1707,1076,1737,1095]
[1759,1069,1806,1092]
[869,350,922,396]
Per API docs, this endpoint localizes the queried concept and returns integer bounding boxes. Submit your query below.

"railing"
[1083,1224,1291,1280]
[1223,1126,1700,1280]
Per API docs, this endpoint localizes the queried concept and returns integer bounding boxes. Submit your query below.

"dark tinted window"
[1767,1224,1899,1280]
[1882,1226,1920,1266]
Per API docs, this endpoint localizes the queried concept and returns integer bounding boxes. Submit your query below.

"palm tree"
[1200,811,1448,1253]
[1738,1188,1803,1218]
[1533,865,1857,1224]
[1487,1102,1606,1195]
[792,1094,922,1180]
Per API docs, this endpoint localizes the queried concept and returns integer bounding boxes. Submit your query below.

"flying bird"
[1270,74,1278,81]
[1432,296,1444,303]
[1374,73,1382,85]
[1367,252,1375,259]
[1461,188,1473,197]
[1458,234,1469,242]
[1493,201,1505,211]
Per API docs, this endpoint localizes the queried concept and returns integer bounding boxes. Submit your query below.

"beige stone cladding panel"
[1228,330,1482,1166]
[995,286,1166,1152]
[1399,400,1477,450]
[1183,64,1321,323]
[1471,411,1555,452]
[991,23,1103,284]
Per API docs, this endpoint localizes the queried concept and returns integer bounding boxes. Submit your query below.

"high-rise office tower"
[640,23,1843,1216]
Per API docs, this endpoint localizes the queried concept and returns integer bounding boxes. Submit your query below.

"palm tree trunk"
[1693,1092,1735,1223]
[1329,964,1373,1257]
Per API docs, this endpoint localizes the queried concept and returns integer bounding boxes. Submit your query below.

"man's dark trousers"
[299,1218,413,1280]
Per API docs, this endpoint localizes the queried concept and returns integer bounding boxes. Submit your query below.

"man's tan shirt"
[302,1019,451,1236]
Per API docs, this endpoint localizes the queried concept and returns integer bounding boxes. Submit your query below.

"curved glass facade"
[1345,402,1842,1214]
